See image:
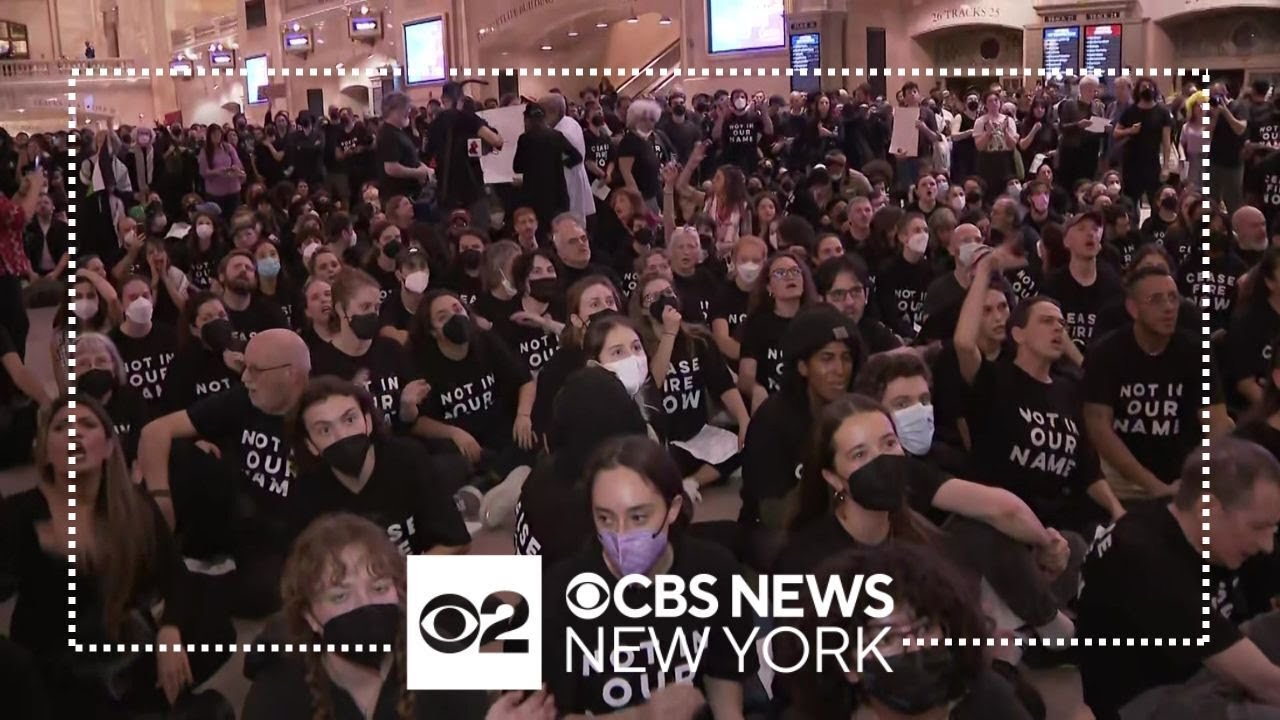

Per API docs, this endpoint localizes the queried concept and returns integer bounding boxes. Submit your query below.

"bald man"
[540,93,594,223]
[920,223,995,342]
[1233,205,1270,265]
[139,328,312,616]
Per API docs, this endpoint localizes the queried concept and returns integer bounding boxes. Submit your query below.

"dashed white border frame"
[62,65,1212,655]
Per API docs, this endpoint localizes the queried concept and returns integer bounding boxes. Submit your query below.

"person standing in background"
[542,93,595,227]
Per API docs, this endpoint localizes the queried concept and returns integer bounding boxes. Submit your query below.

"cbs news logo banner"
[407,555,544,690]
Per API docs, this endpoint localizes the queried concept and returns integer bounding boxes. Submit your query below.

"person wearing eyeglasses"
[812,254,902,355]
[138,328,312,618]
[550,212,619,289]
[1082,265,1199,506]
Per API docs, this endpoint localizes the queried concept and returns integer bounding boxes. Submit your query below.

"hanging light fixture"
[626,7,639,23]
[596,21,609,28]
[658,16,672,25]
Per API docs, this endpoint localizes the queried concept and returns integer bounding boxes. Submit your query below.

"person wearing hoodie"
[513,365,650,562]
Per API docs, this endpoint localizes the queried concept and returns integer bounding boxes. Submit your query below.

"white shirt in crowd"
[555,114,595,220]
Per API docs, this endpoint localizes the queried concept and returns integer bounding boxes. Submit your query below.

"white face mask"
[906,232,930,254]
[125,297,154,324]
[196,223,214,240]
[500,273,517,296]
[302,243,320,264]
[737,261,762,283]
[949,196,965,212]
[892,403,935,456]
[733,97,748,111]
[1007,182,1022,195]
[123,231,137,247]
[603,354,649,397]
[404,270,430,294]
[490,212,505,228]
[74,298,99,320]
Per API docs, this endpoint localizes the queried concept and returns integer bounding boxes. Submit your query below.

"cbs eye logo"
[418,591,530,653]
[565,573,612,620]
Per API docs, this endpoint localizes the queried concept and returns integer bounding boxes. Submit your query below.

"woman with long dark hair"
[199,125,247,219]
[1225,246,1280,408]
[0,396,234,717]
[173,209,226,291]
[738,253,819,411]
[776,543,1034,719]
[161,291,242,412]
[1017,97,1058,173]
[540,435,754,718]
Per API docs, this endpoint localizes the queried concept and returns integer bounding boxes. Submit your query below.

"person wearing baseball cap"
[1040,209,1121,353]
[739,304,864,567]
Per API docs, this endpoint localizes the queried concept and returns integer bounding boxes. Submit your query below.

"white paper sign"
[477,104,527,184]
[890,106,921,158]
[671,425,739,465]
[1086,116,1112,134]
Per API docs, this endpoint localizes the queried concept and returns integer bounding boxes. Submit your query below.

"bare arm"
[1204,639,1280,707]
[704,677,745,720]
[139,411,201,528]
[618,156,640,196]
[1083,403,1170,496]
[1086,479,1125,522]
[1237,378,1265,407]
[478,125,503,150]
[1,351,52,404]
[953,253,994,384]
[711,319,741,361]
[932,478,1053,546]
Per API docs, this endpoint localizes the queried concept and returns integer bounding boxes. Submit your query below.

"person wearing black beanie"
[513,366,649,562]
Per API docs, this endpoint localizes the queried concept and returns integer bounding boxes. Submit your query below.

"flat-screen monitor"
[1084,24,1122,73]
[789,33,821,93]
[708,0,785,54]
[403,17,446,85]
[245,54,268,105]
[1042,26,1081,78]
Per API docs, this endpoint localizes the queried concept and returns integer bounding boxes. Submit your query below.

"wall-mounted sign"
[789,33,821,93]
[1086,11,1122,21]
[1084,24,1122,71]
[1043,26,1081,77]
[1044,14,1078,23]
[929,6,1001,24]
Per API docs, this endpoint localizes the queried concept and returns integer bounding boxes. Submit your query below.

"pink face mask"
[598,523,669,576]
[1032,194,1049,212]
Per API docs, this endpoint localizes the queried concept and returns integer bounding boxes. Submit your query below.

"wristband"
[149,488,172,498]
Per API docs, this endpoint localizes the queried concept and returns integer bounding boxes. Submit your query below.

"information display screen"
[1043,26,1081,77]
[1084,24,1122,72]
[245,54,268,105]
[789,33,821,93]
[708,0,785,54]
[404,17,446,85]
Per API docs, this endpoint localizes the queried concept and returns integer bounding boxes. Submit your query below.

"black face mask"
[649,294,678,322]
[442,313,471,344]
[460,248,483,271]
[859,647,956,715]
[672,105,686,117]
[200,317,235,353]
[528,277,559,304]
[590,116,605,127]
[634,227,653,246]
[383,240,402,259]
[321,432,371,476]
[844,454,910,511]
[965,190,983,206]
[1138,88,1154,103]
[586,307,619,325]
[1159,196,1178,212]
[79,368,116,400]
[347,312,381,341]
[321,603,399,670]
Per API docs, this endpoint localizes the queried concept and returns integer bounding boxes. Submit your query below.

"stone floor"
[0,306,1093,719]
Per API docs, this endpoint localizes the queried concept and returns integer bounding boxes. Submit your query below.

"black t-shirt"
[1118,104,1173,180]
[109,324,177,405]
[364,262,401,305]
[659,333,734,441]
[585,128,613,175]
[186,385,296,546]
[859,315,902,354]
[513,456,593,563]
[615,131,662,201]
[709,282,750,341]
[740,390,811,527]
[1250,149,1280,234]
[875,255,934,338]
[444,271,484,307]
[1105,231,1144,273]
[1139,214,1172,249]
[1041,266,1124,351]
[541,536,757,716]
[1083,328,1200,483]
[260,282,304,332]
[1078,504,1243,719]
[1249,104,1280,153]
[740,310,793,394]
[225,294,288,345]
[419,330,532,446]
[492,301,561,376]
[672,269,719,325]
[1209,100,1248,168]
[379,292,418,333]
[376,121,424,201]
[1197,251,1248,333]
[242,656,487,720]
[338,124,376,180]
[1004,263,1042,303]
[427,109,490,209]
[964,359,1102,529]
[721,114,766,171]
[471,292,521,328]
[0,326,19,405]
[104,386,150,464]
[310,338,422,428]
[290,436,469,554]
[1225,302,1280,397]
[161,343,238,413]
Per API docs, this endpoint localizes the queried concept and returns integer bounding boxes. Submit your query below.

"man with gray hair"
[540,93,594,224]
[1056,75,1105,191]
[377,90,431,202]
